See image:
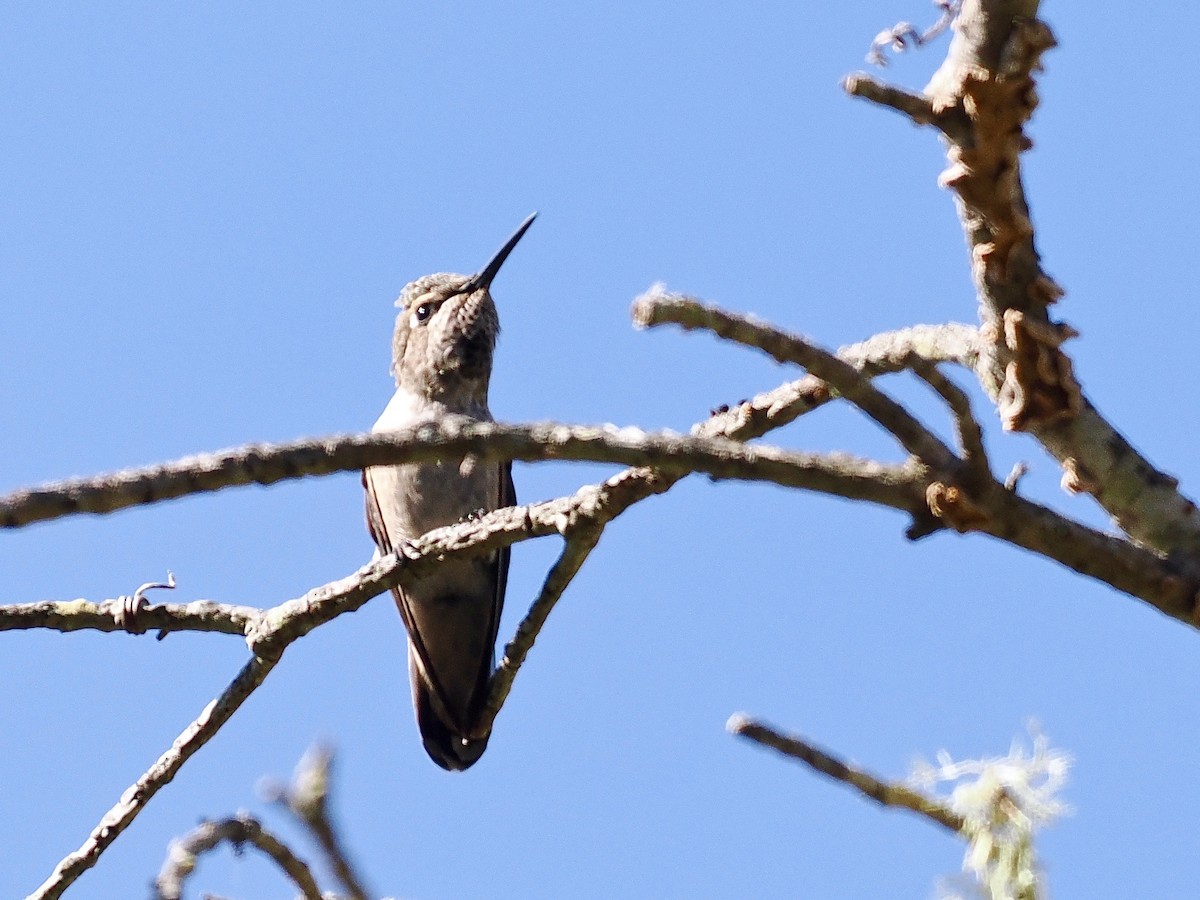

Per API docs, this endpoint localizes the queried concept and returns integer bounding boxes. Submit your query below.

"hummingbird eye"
[414,301,433,323]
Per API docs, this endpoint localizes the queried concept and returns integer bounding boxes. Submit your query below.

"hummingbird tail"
[413,677,490,771]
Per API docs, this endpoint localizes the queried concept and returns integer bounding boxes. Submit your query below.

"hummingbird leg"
[460,507,490,524]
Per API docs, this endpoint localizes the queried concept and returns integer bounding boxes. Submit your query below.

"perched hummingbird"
[362,214,534,771]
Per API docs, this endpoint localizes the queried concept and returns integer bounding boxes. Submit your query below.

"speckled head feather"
[391,272,500,401]
[390,214,536,404]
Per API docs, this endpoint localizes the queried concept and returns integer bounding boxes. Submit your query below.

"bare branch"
[476,523,604,735]
[153,813,323,900]
[856,0,1200,556]
[727,714,965,833]
[975,490,1198,623]
[628,289,1200,620]
[842,73,943,129]
[913,362,992,484]
[696,322,981,443]
[31,654,280,900]
[1,320,979,534]
[0,421,928,534]
[0,597,258,638]
[632,287,957,471]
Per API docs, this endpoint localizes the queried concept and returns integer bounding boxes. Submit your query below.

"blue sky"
[3,3,1199,897]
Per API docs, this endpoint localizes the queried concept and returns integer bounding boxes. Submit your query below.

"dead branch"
[153,813,323,900]
[728,714,965,833]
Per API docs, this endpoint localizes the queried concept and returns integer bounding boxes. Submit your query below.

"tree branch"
[0,597,258,638]
[913,361,992,485]
[273,746,370,900]
[153,813,323,900]
[850,0,1200,557]
[30,654,280,900]
[727,714,965,833]
[632,287,958,472]
[842,73,946,131]
[475,520,604,735]
[0,422,927,534]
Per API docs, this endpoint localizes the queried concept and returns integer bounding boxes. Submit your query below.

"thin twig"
[30,654,280,900]
[476,523,604,735]
[1005,461,1029,491]
[153,813,323,900]
[727,714,965,833]
[913,361,992,483]
[842,73,943,129]
[632,287,956,471]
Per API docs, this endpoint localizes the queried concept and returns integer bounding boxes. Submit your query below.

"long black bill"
[464,212,537,293]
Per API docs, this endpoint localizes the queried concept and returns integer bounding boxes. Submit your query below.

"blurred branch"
[30,654,279,900]
[268,746,370,900]
[865,0,961,67]
[912,361,992,485]
[732,715,1065,899]
[842,73,948,131]
[153,813,322,900]
[727,714,965,833]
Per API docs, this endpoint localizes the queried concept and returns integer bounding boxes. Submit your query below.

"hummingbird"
[362,214,534,771]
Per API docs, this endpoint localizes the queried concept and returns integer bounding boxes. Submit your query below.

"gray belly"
[371,455,499,540]
[367,455,500,601]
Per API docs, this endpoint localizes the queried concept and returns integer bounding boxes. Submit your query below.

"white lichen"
[911,724,1071,900]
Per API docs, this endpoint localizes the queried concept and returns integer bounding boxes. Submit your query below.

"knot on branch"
[926,481,989,532]
[932,18,1057,279]
[996,309,1082,432]
[1060,456,1099,496]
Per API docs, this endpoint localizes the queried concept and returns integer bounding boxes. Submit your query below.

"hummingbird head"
[391,213,536,403]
